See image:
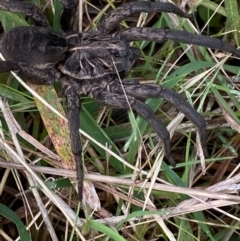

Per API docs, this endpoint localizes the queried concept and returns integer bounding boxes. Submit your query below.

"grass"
[0,0,240,240]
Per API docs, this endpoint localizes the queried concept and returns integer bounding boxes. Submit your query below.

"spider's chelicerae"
[0,0,240,200]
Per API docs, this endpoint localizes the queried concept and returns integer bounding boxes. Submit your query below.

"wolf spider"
[0,0,240,200]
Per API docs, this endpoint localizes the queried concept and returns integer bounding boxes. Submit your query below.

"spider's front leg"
[121,28,240,57]
[110,81,208,157]
[88,85,176,166]
[64,84,83,200]
[96,2,192,34]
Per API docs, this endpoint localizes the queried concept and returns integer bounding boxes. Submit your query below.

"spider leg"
[64,85,83,200]
[0,61,19,72]
[96,2,192,34]
[59,0,77,31]
[121,28,240,57]
[59,0,76,9]
[111,82,208,157]
[0,61,60,85]
[88,85,176,166]
[0,1,49,27]
[0,0,76,30]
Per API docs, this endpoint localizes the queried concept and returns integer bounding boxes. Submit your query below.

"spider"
[0,0,240,201]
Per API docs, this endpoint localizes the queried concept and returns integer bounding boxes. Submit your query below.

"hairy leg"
[0,0,77,30]
[0,0,49,27]
[121,28,240,57]
[59,0,76,9]
[59,0,77,31]
[88,85,176,166]
[64,85,83,200]
[0,61,19,72]
[96,2,192,34]
[110,82,208,157]
[0,61,60,85]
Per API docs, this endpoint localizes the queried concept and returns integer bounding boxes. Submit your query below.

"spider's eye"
[109,49,120,57]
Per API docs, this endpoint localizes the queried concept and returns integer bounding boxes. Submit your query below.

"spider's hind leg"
[111,82,208,158]
[0,61,19,72]
[0,61,60,85]
[0,1,49,27]
[0,0,77,31]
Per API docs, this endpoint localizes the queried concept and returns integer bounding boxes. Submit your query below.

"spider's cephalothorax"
[59,35,141,80]
[1,0,240,200]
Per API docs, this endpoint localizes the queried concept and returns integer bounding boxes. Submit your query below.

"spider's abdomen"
[0,26,67,69]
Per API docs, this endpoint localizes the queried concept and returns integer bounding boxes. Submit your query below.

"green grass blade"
[87,220,127,241]
[0,204,31,241]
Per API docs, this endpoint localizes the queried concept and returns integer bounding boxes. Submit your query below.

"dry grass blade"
[0,0,240,240]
